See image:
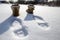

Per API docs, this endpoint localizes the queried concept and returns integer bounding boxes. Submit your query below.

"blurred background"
[0,0,60,6]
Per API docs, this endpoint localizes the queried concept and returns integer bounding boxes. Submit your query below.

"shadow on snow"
[24,13,49,27]
[0,15,28,37]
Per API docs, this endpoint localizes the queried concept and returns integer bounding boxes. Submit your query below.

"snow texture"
[0,4,60,40]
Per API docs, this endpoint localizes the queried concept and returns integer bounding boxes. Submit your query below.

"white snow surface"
[0,4,60,40]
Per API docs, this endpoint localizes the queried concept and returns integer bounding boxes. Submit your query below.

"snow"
[0,4,60,40]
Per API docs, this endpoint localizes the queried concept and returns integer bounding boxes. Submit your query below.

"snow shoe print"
[11,20,29,39]
[35,18,50,31]
[13,26,29,39]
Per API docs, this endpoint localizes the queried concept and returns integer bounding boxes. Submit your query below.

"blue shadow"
[0,16,15,35]
[0,15,28,36]
[24,13,49,27]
